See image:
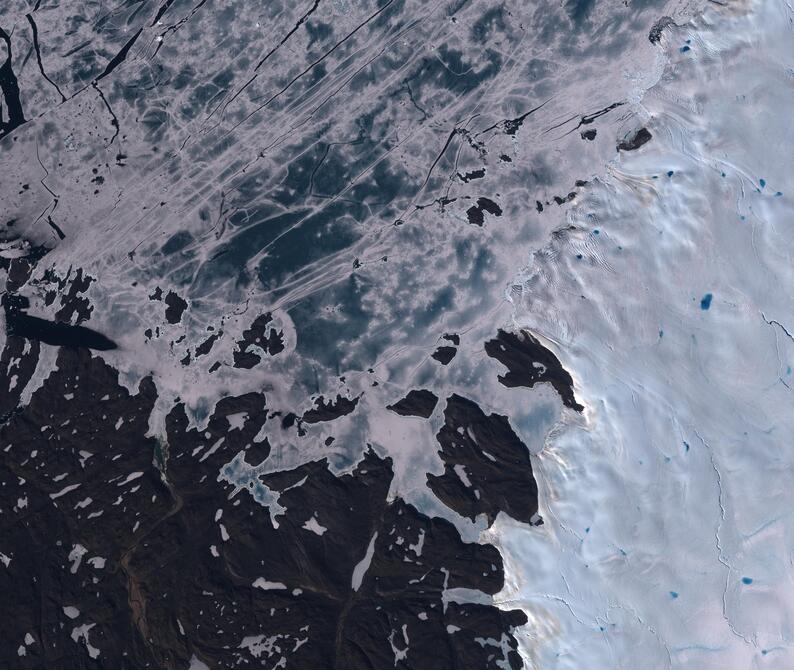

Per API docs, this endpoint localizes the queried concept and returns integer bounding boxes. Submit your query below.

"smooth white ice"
[489,1,794,667]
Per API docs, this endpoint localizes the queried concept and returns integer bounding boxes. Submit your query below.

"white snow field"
[490,0,794,667]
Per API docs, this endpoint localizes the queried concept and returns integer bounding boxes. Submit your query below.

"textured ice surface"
[1,0,685,443]
[3,0,791,666]
[490,0,794,666]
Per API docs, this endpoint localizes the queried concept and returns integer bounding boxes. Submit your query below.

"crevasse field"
[492,0,794,666]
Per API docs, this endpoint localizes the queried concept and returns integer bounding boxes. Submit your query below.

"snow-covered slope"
[492,1,794,666]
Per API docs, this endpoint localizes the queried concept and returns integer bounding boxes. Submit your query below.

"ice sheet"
[489,1,794,666]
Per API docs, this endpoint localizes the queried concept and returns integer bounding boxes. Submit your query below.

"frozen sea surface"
[2,0,792,666]
[491,0,794,666]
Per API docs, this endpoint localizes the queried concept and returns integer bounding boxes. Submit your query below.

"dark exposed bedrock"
[457,168,485,183]
[427,394,538,526]
[1,251,45,415]
[164,290,188,324]
[431,345,457,365]
[194,330,222,357]
[617,127,652,151]
[302,393,360,423]
[46,268,94,324]
[466,196,503,226]
[649,16,675,44]
[387,389,439,418]
[485,329,583,412]
[233,312,285,369]
[0,348,527,669]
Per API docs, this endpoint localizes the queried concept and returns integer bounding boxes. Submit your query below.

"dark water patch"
[94,28,142,82]
[409,286,456,332]
[407,43,503,104]
[0,27,26,139]
[287,273,373,370]
[470,6,507,44]
[700,293,713,310]
[26,14,66,103]
[5,307,117,350]
[46,216,66,240]
[256,203,360,293]
[566,0,596,25]
[161,230,194,255]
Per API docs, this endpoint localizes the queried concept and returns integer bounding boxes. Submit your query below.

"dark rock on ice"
[649,16,675,44]
[302,394,360,423]
[466,197,503,226]
[431,345,457,365]
[618,127,652,151]
[427,394,538,526]
[0,350,526,669]
[485,329,584,411]
[164,290,188,324]
[387,389,439,418]
[233,312,285,369]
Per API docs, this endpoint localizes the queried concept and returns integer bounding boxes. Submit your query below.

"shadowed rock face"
[387,389,439,418]
[485,329,584,412]
[0,349,526,669]
[428,394,538,526]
